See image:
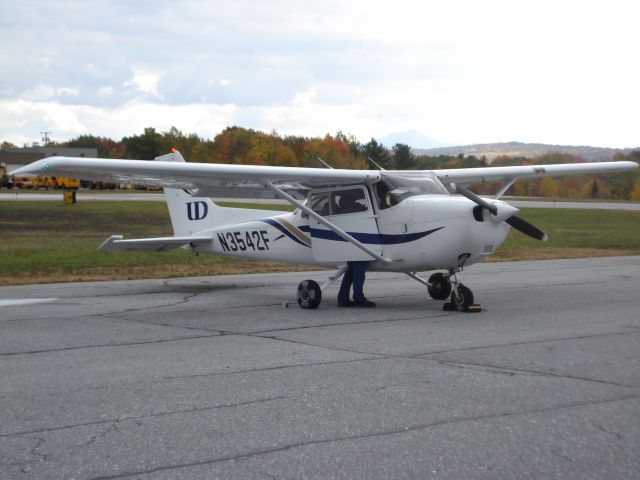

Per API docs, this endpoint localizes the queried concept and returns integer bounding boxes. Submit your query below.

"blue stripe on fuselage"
[300,226,444,245]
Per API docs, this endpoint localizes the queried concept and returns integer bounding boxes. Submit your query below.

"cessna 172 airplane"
[11,151,637,311]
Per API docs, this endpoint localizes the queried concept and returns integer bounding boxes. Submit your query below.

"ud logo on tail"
[186,201,208,220]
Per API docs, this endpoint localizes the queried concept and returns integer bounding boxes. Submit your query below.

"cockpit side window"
[333,188,368,214]
[373,180,395,209]
[307,187,370,217]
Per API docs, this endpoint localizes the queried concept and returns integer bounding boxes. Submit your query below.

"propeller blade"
[454,184,497,215]
[454,183,548,241]
[505,215,548,241]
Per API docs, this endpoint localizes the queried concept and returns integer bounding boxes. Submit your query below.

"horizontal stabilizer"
[99,235,212,252]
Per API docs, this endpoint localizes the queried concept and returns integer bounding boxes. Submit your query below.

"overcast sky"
[1,0,638,148]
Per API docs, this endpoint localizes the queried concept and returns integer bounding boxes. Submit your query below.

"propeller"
[454,184,548,241]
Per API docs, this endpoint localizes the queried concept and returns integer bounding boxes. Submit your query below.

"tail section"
[154,151,280,236]
[162,187,217,236]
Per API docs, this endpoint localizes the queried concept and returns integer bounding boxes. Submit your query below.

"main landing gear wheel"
[427,272,452,300]
[451,284,474,310]
[297,280,322,309]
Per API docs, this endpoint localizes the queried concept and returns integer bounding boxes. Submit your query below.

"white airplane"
[11,151,637,311]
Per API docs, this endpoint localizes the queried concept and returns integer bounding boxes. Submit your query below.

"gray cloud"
[0,0,638,147]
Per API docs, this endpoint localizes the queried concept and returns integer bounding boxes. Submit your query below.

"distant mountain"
[380,130,450,149]
[412,141,638,162]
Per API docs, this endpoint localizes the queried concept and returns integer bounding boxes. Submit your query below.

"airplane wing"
[10,156,381,194]
[99,235,213,252]
[433,161,638,185]
[11,154,636,192]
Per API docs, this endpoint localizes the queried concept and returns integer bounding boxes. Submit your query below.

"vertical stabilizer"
[154,151,273,236]
[163,188,218,236]
[154,151,218,236]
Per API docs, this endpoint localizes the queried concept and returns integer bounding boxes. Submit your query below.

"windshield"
[375,172,448,208]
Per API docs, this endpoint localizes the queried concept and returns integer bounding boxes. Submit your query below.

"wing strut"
[265,181,393,264]
[494,178,516,199]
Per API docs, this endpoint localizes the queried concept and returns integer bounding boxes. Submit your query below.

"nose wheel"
[449,284,474,310]
[410,269,480,312]
[443,269,481,312]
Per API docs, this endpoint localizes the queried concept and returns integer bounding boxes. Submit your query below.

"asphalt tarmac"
[1,256,639,479]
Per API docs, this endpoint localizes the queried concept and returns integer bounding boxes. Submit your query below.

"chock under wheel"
[443,302,482,313]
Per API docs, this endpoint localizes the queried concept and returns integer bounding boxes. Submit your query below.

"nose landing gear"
[443,269,481,312]
[410,268,481,313]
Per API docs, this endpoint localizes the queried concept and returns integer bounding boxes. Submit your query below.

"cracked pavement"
[1,256,639,479]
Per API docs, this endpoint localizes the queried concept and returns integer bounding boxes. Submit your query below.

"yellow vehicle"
[55,177,80,189]
[34,176,56,189]
[0,166,10,188]
[12,175,37,189]
[6,172,56,189]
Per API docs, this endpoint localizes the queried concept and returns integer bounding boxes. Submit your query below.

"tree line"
[4,126,639,200]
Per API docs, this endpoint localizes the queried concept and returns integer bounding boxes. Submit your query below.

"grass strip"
[1,201,638,285]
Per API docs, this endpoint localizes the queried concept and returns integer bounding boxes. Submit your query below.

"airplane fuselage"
[191,194,511,273]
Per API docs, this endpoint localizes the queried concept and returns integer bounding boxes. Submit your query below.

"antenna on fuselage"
[367,156,386,171]
[315,156,334,169]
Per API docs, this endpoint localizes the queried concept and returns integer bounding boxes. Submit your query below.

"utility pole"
[40,131,52,145]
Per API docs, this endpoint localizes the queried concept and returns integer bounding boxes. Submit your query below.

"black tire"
[451,284,474,309]
[427,272,452,300]
[297,280,322,309]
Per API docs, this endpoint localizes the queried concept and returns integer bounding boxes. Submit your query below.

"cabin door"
[307,186,382,262]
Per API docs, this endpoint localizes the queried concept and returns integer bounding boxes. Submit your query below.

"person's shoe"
[338,301,355,307]
[354,300,376,308]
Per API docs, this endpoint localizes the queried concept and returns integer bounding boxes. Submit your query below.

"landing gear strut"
[409,269,480,313]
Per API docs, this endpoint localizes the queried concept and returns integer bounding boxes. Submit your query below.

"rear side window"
[309,192,333,215]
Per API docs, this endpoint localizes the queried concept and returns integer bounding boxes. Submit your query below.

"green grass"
[0,201,301,285]
[491,208,640,261]
[1,202,638,285]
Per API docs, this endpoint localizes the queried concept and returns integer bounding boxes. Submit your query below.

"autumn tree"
[244,131,297,166]
[300,134,356,169]
[282,135,308,162]
[579,178,611,199]
[335,131,361,158]
[538,177,561,197]
[559,176,582,198]
[510,180,528,197]
[212,126,254,164]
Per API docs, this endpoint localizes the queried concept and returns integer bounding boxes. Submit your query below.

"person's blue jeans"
[337,261,369,304]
